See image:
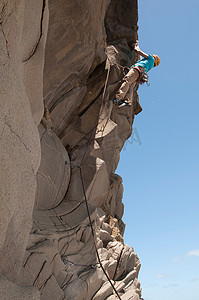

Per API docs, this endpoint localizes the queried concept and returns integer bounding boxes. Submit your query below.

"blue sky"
[116,1,199,299]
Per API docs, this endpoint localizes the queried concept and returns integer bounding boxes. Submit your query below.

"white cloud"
[171,273,179,277]
[190,277,199,282]
[186,249,199,257]
[156,273,167,279]
[156,273,179,282]
[168,283,179,287]
[163,283,178,288]
[172,249,199,263]
[145,283,158,288]
[172,256,182,263]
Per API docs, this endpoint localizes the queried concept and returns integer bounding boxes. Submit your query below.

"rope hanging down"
[77,65,122,300]
[79,167,122,300]
[79,64,110,168]
[51,61,122,298]
[42,57,133,298]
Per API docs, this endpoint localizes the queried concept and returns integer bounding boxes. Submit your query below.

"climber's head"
[152,55,160,67]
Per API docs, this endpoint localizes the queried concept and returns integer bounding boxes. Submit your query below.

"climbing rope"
[114,62,130,76]
[113,246,124,281]
[78,64,110,167]
[79,167,122,300]
[42,58,122,299]
[95,56,129,137]
[77,64,122,300]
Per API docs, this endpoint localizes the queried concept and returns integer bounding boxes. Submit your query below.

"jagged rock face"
[0,0,48,293]
[44,0,110,110]
[0,1,143,300]
[105,0,138,43]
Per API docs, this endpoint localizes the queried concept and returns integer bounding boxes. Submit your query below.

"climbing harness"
[134,66,150,86]
[113,61,150,86]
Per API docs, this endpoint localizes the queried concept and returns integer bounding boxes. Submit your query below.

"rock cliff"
[0,0,143,299]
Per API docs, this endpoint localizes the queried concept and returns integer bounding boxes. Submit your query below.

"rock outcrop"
[0,0,143,299]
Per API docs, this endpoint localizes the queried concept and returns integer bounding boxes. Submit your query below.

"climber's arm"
[131,40,149,59]
[135,48,149,59]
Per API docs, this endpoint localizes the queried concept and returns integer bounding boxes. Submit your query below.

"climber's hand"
[134,40,140,52]
[132,40,149,59]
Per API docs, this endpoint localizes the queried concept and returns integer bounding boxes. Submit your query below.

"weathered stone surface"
[50,86,87,138]
[95,119,118,176]
[44,0,111,112]
[22,0,49,125]
[35,124,70,210]
[0,276,40,300]
[64,147,110,207]
[92,280,113,300]
[105,0,138,43]
[0,0,48,285]
[0,0,144,299]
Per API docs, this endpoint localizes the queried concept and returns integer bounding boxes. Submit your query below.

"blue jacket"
[133,55,155,72]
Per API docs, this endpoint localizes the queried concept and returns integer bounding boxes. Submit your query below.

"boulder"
[35,124,70,210]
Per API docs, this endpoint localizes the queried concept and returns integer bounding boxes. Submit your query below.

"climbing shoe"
[118,100,131,108]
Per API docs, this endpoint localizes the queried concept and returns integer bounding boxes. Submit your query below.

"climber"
[115,40,160,107]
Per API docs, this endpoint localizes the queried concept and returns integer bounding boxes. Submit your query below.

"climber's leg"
[116,68,139,101]
[116,80,130,101]
[123,84,134,106]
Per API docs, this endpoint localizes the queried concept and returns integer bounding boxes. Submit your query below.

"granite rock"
[0,0,143,299]
[0,0,48,284]
[35,124,70,210]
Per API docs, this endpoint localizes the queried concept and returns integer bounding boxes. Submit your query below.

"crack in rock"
[5,120,32,153]
[33,260,47,286]
[0,24,10,58]
[22,0,46,63]
[0,2,7,24]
